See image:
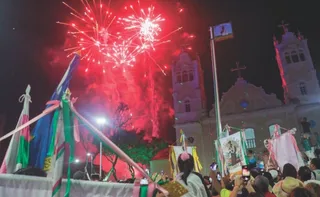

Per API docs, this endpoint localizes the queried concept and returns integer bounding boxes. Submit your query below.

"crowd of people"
[155,149,320,197]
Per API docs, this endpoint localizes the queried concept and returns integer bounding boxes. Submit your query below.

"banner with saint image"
[212,22,234,42]
[219,132,247,175]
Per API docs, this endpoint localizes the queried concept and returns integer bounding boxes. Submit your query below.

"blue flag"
[29,53,80,169]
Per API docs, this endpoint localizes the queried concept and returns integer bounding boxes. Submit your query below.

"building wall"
[176,103,320,176]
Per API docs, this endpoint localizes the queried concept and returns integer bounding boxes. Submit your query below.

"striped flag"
[0,85,32,173]
[29,53,80,170]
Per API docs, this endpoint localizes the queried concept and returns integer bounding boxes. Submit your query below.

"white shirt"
[176,172,208,197]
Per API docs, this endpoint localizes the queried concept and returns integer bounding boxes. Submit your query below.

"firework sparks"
[59,0,182,74]
[119,4,165,51]
[58,0,117,71]
[106,40,141,71]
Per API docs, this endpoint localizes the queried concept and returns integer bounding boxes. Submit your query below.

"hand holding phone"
[210,162,218,171]
[242,165,250,183]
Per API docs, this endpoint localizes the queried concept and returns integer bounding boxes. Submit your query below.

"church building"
[171,26,320,175]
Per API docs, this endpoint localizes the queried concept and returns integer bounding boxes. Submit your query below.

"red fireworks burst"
[119,5,165,51]
[58,0,118,72]
[59,0,180,74]
[106,40,140,70]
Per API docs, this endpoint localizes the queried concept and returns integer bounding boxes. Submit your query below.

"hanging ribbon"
[62,97,75,197]
[133,180,141,197]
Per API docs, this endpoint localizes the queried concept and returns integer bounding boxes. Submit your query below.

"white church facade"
[172,27,320,175]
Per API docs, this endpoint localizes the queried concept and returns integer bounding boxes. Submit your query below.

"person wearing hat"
[272,163,304,197]
[272,177,304,197]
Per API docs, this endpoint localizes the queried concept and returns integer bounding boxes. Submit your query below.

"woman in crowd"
[156,152,209,197]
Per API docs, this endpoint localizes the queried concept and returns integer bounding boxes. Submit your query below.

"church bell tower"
[171,51,206,124]
[274,22,320,104]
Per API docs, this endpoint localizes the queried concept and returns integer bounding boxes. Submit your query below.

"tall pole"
[99,142,102,180]
[209,27,223,138]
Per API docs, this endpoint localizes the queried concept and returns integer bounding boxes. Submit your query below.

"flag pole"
[99,142,102,180]
[209,27,223,138]
[71,104,169,195]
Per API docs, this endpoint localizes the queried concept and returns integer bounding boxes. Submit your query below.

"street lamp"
[96,117,107,125]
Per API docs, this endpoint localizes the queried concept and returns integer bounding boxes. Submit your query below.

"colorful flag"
[29,53,80,170]
[0,85,32,173]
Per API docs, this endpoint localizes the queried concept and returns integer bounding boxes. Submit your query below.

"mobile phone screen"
[217,173,221,181]
[242,165,250,182]
[242,168,250,176]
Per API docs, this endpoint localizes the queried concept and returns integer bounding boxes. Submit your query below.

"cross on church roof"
[278,20,289,33]
[231,62,246,79]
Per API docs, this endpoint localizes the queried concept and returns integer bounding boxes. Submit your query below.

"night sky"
[0,0,319,154]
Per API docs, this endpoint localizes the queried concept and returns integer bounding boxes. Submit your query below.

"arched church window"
[269,124,281,137]
[284,52,291,64]
[188,70,194,81]
[185,100,191,112]
[244,128,256,149]
[291,51,299,63]
[300,82,307,95]
[176,72,182,83]
[182,71,188,82]
[299,49,306,61]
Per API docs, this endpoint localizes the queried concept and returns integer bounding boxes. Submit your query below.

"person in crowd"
[304,182,320,196]
[261,149,278,176]
[252,175,275,197]
[314,148,320,159]
[250,169,260,178]
[310,158,320,180]
[210,169,245,197]
[282,163,298,179]
[298,166,312,183]
[156,153,209,197]
[177,152,209,197]
[273,163,304,197]
[248,150,257,169]
[262,172,275,187]
[289,187,313,197]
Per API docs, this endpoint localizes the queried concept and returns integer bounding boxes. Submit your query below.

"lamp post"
[96,117,107,180]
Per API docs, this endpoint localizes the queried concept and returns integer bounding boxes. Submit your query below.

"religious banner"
[219,132,247,175]
[268,132,304,171]
[212,22,234,42]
